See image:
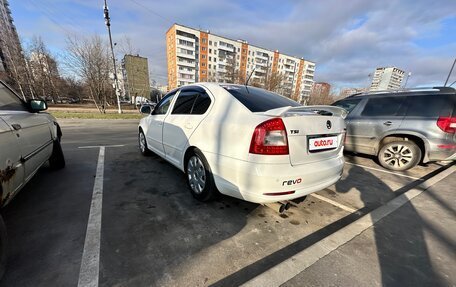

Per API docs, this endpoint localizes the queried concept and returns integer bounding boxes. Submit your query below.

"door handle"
[383,121,393,126]
[11,124,22,130]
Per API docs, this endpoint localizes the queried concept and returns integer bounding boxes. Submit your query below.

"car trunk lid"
[261,106,347,166]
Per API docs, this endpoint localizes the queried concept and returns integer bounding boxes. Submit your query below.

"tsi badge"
[282,178,302,186]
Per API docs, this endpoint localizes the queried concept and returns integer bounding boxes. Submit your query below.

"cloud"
[9,0,456,88]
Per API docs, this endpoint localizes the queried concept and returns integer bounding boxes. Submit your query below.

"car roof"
[345,86,456,99]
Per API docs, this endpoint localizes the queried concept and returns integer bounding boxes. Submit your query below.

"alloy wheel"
[382,143,414,169]
[187,155,206,194]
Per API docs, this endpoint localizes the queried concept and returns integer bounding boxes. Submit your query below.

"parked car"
[332,87,456,171]
[0,80,65,277]
[138,83,346,204]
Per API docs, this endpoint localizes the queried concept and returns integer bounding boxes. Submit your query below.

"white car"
[138,83,346,204]
[0,80,65,277]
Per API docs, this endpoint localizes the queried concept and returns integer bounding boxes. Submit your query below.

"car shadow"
[98,148,257,287]
[334,165,446,286]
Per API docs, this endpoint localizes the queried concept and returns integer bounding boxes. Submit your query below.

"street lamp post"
[103,0,122,114]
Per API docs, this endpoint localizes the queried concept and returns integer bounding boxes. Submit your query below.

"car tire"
[185,149,217,202]
[139,130,152,156]
[0,214,7,279]
[49,140,65,170]
[378,140,421,171]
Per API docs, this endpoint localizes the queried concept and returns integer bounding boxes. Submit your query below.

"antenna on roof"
[245,68,255,86]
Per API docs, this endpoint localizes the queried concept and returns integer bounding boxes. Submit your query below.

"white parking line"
[78,144,125,149]
[310,194,358,213]
[242,164,456,287]
[77,147,105,287]
[345,162,419,180]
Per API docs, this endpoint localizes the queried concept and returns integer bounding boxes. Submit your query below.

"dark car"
[332,87,456,171]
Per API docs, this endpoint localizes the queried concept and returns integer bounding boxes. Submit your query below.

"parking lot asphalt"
[0,119,452,287]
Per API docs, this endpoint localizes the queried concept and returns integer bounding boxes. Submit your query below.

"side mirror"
[140,105,152,115]
[28,99,48,112]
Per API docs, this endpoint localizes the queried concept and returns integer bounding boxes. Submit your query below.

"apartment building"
[122,54,150,102]
[369,67,405,91]
[0,0,24,79]
[166,24,315,103]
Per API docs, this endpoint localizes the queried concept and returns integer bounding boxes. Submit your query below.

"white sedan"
[138,83,346,204]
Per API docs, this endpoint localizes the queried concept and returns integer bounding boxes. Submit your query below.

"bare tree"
[223,56,242,84]
[307,88,337,105]
[116,35,139,56]
[264,70,284,93]
[64,34,113,113]
[25,36,61,102]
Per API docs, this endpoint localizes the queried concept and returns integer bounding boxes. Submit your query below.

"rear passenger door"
[162,87,212,167]
[348,96,407,155]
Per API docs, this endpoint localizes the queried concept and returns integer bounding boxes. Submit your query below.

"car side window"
[332,98,361,114]
[171,88,212,115]
[406,95,455,117]
[0,84,27,111]
[172,91,198,114]
[192,92,211,114]
[361,96,406,117]
[152,91,177,115]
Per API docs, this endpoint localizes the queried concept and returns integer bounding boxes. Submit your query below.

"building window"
[238,48,240,52]
[202,39,207,44]
[202,55,206,59]
[209,40,212,45]
[242,49,246,53]
[214,42,217,47]
[237,55,240,59]
[209,57,212,61]
[202,47,206,51]
[202,71,206,74]
[202,63,206,67]
[209,49,212,53]
[209,64,211,69]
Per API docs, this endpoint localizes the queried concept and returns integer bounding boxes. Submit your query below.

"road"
[0,119,451,286]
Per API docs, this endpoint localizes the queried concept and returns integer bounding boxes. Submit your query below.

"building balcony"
[178,69,195,75]
[283,65,295,72]
[177,52,195,60]
[255,53,269,60]
[176,35,195,42]
[177,76,195,83]
[177,59,196,68]
[218,44,235,53]
[255,60,267,67]
[177,42,195,50]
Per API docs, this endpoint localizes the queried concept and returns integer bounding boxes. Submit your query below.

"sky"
[8,0,456,91]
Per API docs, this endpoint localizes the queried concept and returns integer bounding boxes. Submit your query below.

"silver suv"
[332,87,456,171]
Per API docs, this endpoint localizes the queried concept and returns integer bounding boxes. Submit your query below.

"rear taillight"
[437,116,456,133]
[249,118,289,155]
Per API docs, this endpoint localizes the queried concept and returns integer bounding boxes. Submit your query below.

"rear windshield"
[332,98,362,114]
[222,85,300,112]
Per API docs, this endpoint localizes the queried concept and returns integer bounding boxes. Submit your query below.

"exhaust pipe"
[279,201,291,210]
[264,202,287,213]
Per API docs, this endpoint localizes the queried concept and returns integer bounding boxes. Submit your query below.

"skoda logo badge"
[326,120,332,129]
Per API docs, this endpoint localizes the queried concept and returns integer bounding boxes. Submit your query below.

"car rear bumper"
[426,138,456,162]
[206,151,344,204]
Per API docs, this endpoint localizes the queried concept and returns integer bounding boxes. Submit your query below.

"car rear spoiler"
[263,105,348,119]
